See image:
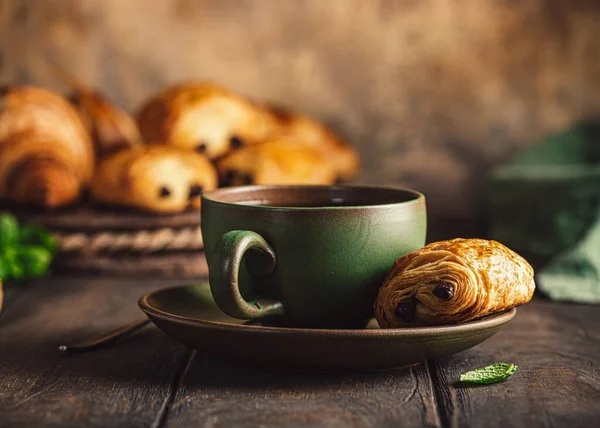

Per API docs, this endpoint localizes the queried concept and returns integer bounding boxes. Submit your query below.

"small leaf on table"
[460,363,518,384]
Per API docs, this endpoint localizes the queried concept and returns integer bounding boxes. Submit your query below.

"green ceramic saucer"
[138,283,516,373]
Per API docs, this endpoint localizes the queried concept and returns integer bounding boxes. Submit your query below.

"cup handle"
[209,230,285,319]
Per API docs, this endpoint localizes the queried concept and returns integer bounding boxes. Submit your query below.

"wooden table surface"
[0,276,599,428]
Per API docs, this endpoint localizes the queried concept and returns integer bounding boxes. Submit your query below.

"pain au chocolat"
[136,82,277,160]
[216,138,337,187]
[374,238,535,327]
[266,106,359,181]
[91,145,217,214]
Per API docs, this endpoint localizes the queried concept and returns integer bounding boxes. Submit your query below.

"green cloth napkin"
[488,119,600,303]
[538,219,600,303]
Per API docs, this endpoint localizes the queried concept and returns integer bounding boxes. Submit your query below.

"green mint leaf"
[0,213,19,249]
[0,216,56,282]
[1,245,52,280]
[13,245,53,279]
[0,257,8,281]
[2,247,25,280]
[19,225,58,254]
[460,363,517,384]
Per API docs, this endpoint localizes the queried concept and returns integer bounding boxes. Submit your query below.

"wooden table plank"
[2,277,600,428]
[161,352,442,427]
[161,299,600,428]
[0,276,196,428]
[428,300,600,428]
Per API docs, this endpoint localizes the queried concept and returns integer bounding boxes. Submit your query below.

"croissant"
[90,145,217,213]
[50,63,142,156]
[267,106,360,181]
[0,85,95,208]
[216,138,337,186]
[136,82,277,159]
[374,238,535,327]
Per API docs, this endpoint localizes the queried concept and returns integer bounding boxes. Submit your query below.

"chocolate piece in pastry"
[216,138,337,186]
[91,145,217,213]
[374,238,535,327]
[136,83,277,159]
[267,106,360,181]
[0,85,95,208]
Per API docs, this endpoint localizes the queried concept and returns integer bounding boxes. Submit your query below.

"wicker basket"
[11,204,208,276]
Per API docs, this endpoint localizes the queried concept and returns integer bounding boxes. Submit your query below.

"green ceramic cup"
[201,185,426,328]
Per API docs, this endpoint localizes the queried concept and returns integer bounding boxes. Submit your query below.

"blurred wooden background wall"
[0,0,599,237]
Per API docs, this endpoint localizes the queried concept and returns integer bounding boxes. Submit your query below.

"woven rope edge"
[53,226,204,254]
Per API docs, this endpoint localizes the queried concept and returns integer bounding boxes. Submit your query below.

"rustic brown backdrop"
[1,0,599,237]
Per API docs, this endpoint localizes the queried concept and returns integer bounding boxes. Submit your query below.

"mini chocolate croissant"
[216,138,337,186]
[267,106,360,181]
[91,145,217,213]
[0,85,95,208]
[375,238,535,327]
[136,83,277,159]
